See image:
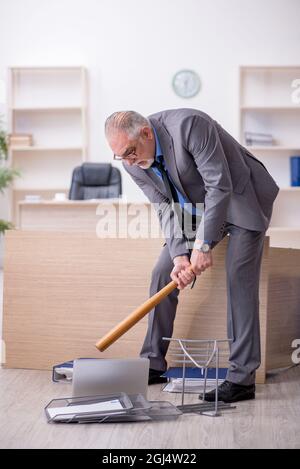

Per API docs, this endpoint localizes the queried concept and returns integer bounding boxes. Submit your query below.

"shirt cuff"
[204,240,213,247]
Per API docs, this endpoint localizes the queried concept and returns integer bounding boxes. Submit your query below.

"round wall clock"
[172,69,201,98]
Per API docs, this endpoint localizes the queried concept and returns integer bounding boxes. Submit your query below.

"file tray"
[103,400,182,423]
[144,401,182,421]
[45,392,133,423]
[93,393,153,423]
[163,337,233,416]
[45,394,181,424]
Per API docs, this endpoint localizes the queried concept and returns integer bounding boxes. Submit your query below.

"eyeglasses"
[113,146,138,161]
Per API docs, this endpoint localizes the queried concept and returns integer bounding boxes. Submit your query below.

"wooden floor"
[0,365,299,449]
[1,271,300,449]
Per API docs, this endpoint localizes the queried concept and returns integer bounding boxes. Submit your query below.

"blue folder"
[162,367,228,379]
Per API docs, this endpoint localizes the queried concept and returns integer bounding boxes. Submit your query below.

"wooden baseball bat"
[95,266,195,352]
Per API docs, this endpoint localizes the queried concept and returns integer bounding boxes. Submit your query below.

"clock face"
[172,70,201,98]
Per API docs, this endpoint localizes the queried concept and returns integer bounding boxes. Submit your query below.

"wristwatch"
[194,240,211,253]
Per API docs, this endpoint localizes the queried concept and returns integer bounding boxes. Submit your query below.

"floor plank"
[0,366,299,449]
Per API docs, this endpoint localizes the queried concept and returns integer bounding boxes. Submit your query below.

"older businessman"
[105,109,279,403]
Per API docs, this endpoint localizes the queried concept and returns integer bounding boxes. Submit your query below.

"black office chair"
[69,163,122,200]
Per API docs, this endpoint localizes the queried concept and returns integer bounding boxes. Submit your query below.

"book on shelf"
[290,156,300,187]
[8,133,33,147]
[162,367,228,394]
[244,131,274,146]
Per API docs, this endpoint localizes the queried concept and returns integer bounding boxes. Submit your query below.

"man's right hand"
[171,255,195,290]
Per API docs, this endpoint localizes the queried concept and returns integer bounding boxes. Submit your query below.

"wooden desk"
[3,230,300,383]
[18,199,123,232]
[18,199,162,237]
[18,198,300,249]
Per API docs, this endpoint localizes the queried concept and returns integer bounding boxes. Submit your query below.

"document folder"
[52,358,97,382]
[45,392,133,423]
[45,393,181,423]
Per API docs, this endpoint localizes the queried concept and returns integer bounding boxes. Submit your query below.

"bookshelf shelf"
[10,146,84,152]
[268,226,300,231]
[9,65,84,70]
[245,146,300,152]
[241,106,300,111]
[11,106,83,112]
[8,66,88,223]
[280,187,300,191]
[13,187,68,192]
[239,65,300,248]
[240,65,300,70]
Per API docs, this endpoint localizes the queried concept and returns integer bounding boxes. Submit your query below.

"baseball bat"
[95,279,177,352]
[95,266,195,352]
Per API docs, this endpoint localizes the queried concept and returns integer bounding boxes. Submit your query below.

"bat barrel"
[95,279,178,351]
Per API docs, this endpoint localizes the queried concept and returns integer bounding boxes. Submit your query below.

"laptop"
[72,358,150,398]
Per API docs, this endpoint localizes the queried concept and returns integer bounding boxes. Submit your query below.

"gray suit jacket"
[123,108,279,259]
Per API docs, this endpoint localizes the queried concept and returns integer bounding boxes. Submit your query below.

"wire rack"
[163,337,236,417]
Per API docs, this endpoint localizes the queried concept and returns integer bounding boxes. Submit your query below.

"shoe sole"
[203,393,255,403]
[148,378,168,385]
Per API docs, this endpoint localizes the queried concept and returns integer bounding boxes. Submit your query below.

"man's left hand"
[190,249,213,275]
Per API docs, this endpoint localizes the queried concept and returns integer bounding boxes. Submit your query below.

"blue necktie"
[151,159,179,204]
[152,159,196,288]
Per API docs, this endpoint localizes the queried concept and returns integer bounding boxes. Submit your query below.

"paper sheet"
[47,399,124,421]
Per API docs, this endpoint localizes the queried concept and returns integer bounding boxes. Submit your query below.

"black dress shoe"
[200,380,255,403]
[148,368,168,385]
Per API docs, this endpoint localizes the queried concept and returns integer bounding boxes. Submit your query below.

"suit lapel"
[148,117,190,202]
[144,163,167,195]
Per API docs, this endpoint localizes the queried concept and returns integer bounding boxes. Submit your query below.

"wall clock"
[172,69,201,98]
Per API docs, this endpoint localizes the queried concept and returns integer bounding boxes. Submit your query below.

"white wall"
[0,0,300,206]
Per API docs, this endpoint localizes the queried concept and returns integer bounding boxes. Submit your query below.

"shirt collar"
[153,127,163,159]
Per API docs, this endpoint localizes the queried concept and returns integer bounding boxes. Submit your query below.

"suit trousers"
[140,223,266,385]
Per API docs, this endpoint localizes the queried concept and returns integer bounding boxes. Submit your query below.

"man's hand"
[171,255,195,290]
[190,247,213,275]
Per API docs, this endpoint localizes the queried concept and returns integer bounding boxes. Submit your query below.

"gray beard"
[137,157,155,169]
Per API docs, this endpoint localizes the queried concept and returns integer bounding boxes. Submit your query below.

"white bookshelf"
[239,66,300,248]
[7,66,88,223]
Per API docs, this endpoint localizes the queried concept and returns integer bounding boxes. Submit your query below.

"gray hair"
[105,111,150,139]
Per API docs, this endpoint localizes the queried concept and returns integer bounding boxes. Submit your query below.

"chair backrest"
[69,163,122,200]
